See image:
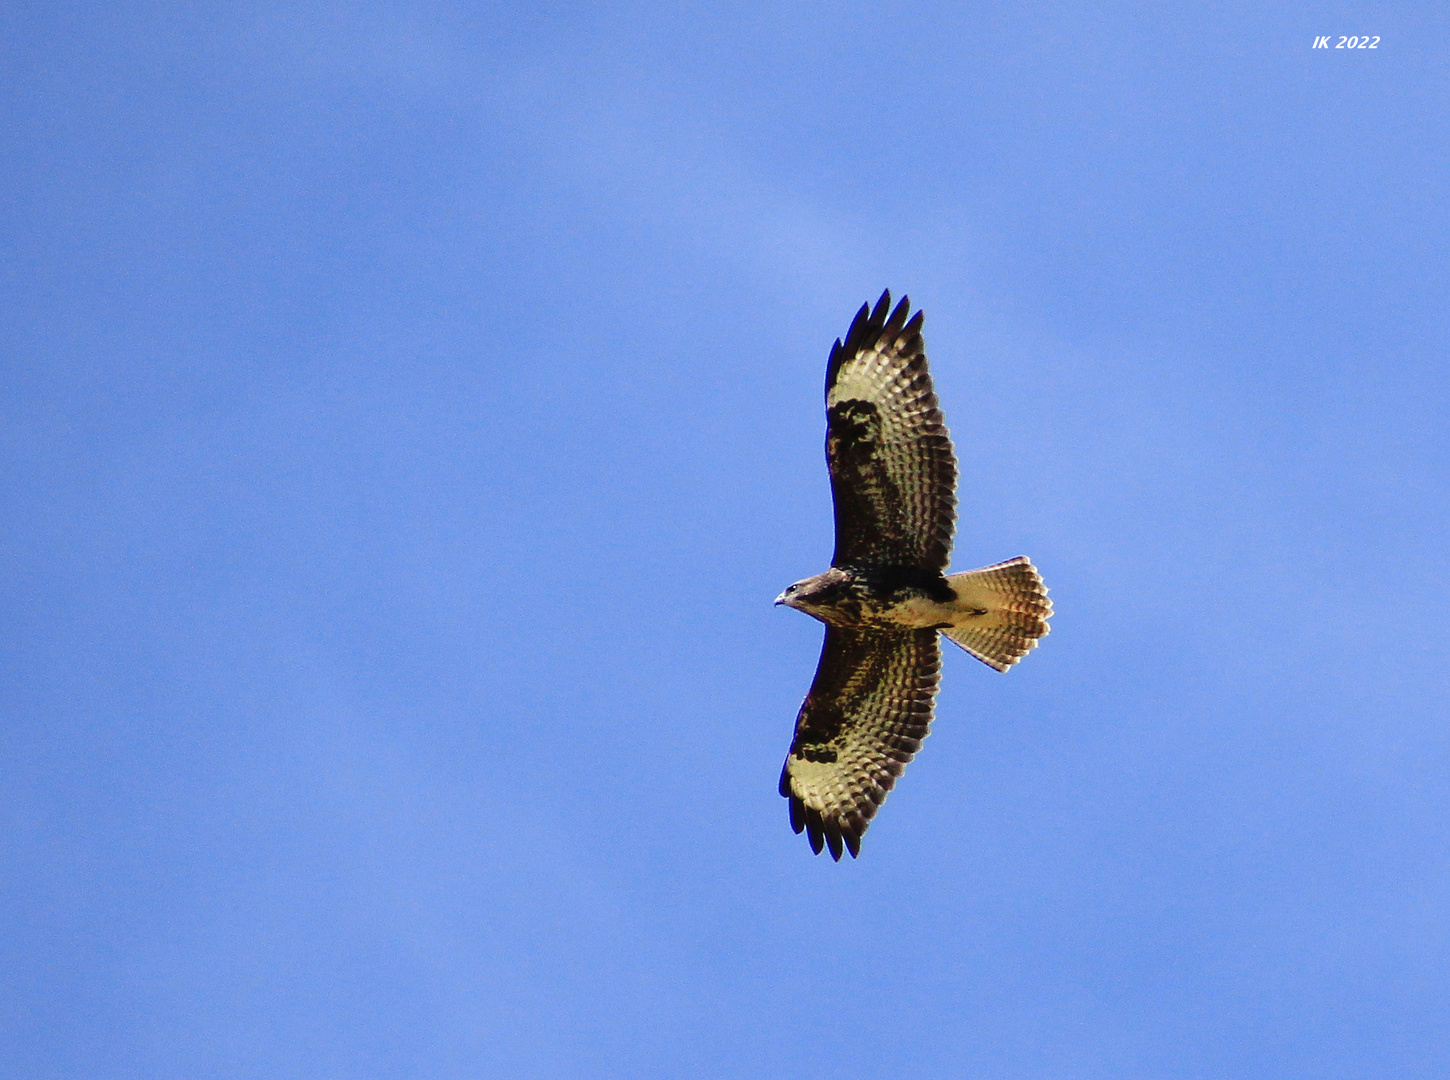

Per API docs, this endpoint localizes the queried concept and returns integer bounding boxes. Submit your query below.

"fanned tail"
[940,557,1051,671]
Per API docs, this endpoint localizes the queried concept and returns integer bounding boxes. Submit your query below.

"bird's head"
[774,568,849,615]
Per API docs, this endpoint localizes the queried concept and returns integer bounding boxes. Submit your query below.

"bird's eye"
[788,585,799,593]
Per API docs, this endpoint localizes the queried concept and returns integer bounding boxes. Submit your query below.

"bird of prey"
[775,290,1051,860]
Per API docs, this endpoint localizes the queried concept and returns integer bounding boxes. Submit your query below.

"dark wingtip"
[826,301,872,391]
[826,291,926,394]
[805,812,825,855]
[786,795,863,861]
[884,294,911,337]
[825,336,843,381]
[823,818,844,861]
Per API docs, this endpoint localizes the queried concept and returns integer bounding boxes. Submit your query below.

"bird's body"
[778,563,957,630]
[775,291,1051,860]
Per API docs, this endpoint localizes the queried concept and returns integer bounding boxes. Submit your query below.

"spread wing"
[826,291,956,570]
[779,627,941,860]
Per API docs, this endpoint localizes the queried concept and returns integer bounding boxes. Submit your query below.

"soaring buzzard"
[775,291,1051,860]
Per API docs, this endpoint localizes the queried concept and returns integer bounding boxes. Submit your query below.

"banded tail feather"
[941,556,1052,672]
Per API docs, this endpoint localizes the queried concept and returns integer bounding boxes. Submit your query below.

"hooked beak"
[774,593,788,606]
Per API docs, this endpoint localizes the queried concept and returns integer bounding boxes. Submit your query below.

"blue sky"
[4,3,1448,1077]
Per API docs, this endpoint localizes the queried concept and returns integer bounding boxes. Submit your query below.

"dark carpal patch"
[826,398,880,453]
[828,398,914,565]
[790,693,847,754]
[786,636,894,766]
